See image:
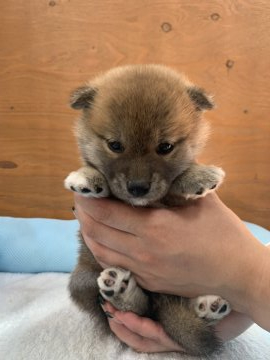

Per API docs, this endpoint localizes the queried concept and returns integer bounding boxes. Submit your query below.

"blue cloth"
[0,217,79,273]
[0,217,269,273]
[244,222,270,245]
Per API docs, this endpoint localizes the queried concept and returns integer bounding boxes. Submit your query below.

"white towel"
[0,273,269,360]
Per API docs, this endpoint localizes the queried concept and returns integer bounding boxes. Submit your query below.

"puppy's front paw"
[64,167,109,198]
[192,295,231,322]
[173,164,225,200]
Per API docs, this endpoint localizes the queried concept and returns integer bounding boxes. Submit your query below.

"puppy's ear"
[70,86,97,110]
[187,87,214,111]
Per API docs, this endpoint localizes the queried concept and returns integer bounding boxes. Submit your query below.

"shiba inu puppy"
[65,65,231,356]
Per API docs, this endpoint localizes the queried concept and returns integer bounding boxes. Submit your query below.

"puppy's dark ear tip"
[70,86,97,110]
[187,87,215,111]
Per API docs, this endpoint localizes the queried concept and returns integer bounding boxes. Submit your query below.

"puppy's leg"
[169,163,225,200]
[97,267,149,316]
[64,166,109,198]
[69,235,111,333]
[152,294,223,356]
[191,295,231,323]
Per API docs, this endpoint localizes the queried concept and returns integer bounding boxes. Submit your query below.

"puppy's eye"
[156,143,174,155]
[107,141,125,153]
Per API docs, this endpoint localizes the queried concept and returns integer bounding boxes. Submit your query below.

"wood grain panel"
[0,0,269,228]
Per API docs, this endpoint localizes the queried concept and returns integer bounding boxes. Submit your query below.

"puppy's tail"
[151,294,222,357]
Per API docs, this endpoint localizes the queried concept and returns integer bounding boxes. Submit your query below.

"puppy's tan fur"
[66,65,228,356]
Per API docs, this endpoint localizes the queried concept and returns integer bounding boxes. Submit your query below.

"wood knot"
[211,13,220,21]
[226,59,234,69]
[49,1,56,6]
[0,161,18,169]
[161,22,172,33]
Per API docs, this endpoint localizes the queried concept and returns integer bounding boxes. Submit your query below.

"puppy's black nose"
[127,181,150,197]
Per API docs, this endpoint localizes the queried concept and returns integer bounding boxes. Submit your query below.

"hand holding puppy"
[74,192,270,333]
[100,301,252,353]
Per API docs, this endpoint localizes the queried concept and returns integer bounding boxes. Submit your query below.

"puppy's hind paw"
[98,267,133,300]
[192,295,231,322]
[97,267,148,315]
[64,167,109,198]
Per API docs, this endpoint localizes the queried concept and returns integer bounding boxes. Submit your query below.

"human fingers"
[85,235,136,269]
[100,302,183,353]
[74,199,145,271]
[74,193,153,235]
[100,302,152,351]
[110,319,167,353]
[75,199,139,255]
[112,311,184,353]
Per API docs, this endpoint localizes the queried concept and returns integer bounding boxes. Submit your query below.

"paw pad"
[64,169,109,198]
[193,295,231,321]
[195,188,204,195]
[104,278,115,287]
[81,187,91,193]
[108,271,117,278]
[103,290,114,297]
[97,267,148,315]
[97,267,132,301]
[178,165,225,200]
[219,304,228,314]
[95,186,103,194]
[210,300,221,312]
[198,302,205,311]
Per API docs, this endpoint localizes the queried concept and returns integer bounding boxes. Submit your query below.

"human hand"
[100,301,184,353]
[74,192,270,330]
[100,300,252,352]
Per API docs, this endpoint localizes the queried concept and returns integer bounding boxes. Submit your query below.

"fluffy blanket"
[0,272,269,360]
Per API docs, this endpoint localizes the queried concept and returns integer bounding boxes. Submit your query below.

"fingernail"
[97,294,105,305]
[105,311,114,319]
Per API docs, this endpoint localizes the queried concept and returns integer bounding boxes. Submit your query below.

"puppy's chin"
[128,198,152,207]
[110,189,167,207]
[113,192,164,207]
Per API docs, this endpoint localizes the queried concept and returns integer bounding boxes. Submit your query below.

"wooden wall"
[0,0,269,229]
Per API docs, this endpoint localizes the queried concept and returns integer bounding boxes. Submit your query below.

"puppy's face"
[71,65,213,205]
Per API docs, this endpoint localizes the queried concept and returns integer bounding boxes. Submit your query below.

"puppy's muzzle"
[127,180,151,197]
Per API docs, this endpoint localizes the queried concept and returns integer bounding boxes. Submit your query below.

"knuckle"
[133,341,152,353]
[83,237,105,264]
[137,251,154,266]
[93,202,111,223]
[108,321,118,335]
[83,238,96,255]
[95,255,105,265]
[143,208,167,238]
[136,274,157,292]
[86,238,98,253]
[94,251,106,265]
[130,341,146,353]
[81,221,97,240]
[144,282,159,293]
